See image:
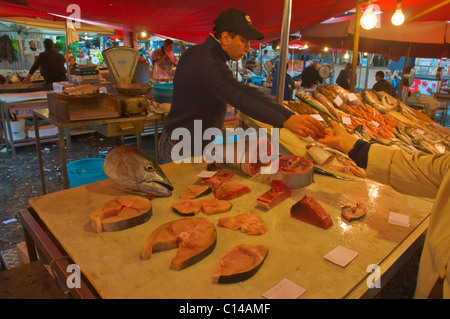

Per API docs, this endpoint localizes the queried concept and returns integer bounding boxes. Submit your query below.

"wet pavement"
[1,112,448,297]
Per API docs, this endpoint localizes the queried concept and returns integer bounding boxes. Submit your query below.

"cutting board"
[28,162,433,299]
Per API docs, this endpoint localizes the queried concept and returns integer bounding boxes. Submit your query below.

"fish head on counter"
[104,145,174,197]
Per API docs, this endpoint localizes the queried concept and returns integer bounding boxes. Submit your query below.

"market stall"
[22,160,433,299]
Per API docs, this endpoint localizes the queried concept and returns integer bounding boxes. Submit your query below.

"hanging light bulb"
[361,3,377,30]
[391,0,405,26]
[141,31,148,38]
[344,51,349,59]
[324,46,329,52]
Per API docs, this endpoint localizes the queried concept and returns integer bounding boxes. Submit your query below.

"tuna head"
[104,145,173,197]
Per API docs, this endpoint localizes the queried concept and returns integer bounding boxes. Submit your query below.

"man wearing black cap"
[159,8,325,164]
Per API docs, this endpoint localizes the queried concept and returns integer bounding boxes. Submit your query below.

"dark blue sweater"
[164,35,294,148]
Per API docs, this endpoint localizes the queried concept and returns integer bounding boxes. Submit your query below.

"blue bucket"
[67,156,108,187]
[152,82,174,103]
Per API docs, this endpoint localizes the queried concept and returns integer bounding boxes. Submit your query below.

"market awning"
[301,19,450,59]
[20,0,361,44]
[0,16,115,35]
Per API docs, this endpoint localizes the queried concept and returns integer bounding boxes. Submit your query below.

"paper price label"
[324,245,359,267]
[310,114,324,121]
[416,129,425,135]
[341,117,352,125]
[347,93,357,101]
[334,96,343,106]
[388,212,410,227]
[371,120,380,127]
[263,279,306,299]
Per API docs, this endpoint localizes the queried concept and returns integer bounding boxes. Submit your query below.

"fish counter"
[24,160,433,299]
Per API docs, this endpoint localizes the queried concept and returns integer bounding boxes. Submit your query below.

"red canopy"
[18,0,360,44]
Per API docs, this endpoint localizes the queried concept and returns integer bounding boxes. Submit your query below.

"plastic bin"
[152,82,174,103]
[67,156,108,187]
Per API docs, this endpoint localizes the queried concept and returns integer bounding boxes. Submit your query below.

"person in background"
[300,61,322,88]
[372,70,395,96]
[23,40,41,69]
[151,39,178,79]
[67,56,78,75]
[393,70,401,97]
[385,69,396,92]
[271,63,295,101]
[159,7,325,164]
[21,39,67,88]
[318,121,449,299]
[335,62,353,90]
[261,49,270,76]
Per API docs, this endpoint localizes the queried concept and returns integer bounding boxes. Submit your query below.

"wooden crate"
[47,93,121,122]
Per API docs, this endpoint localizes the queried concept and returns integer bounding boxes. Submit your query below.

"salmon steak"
[213,181,251,200]
[218,212,266,235]
[201,170,234,186]
[270,155,314,189]
[141,217,217,271]
[341,202,367,221]
[180,185,212,200]
[212,244,269,284]
[290,195,333,229]
[256,179,292,209]
[172,199,232,216]
[90,195,152,233]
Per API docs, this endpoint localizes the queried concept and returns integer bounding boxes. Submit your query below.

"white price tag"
[371,120,380,127]
[341,117,352,125]
[347,93,357,101]
[415,129,425,135]
[310,114,324,121]
[324,245,359,267]
[388,212,410,227]
[197,171,217,178]
[263,278,306,299]
[334,96,343,106]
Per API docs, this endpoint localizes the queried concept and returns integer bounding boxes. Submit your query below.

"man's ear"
[220,31,231,45]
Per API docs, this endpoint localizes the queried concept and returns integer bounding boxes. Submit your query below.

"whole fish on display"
[103,145,173,198]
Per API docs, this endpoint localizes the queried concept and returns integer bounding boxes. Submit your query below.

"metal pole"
[350,1,362,92]
[275,0,292,104]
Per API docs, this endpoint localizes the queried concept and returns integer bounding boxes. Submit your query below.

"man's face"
[30,41,36,49]
[220,32,250,61]
[164,44,173,52]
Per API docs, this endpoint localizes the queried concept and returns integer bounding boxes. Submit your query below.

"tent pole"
[65,20,70,79]
[276,0,292,104]
[398,42,412,100]
[350,0,362,92]
[405,0,450,23]
[259,43,262,75]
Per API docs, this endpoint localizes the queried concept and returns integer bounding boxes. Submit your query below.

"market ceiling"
[1,0,449,45]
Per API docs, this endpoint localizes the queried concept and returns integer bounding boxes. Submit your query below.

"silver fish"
[104,145,173,197]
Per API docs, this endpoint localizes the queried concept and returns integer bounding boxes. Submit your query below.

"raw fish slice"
[213,181,251,200]
[90,195,152,233]
[256,180,291,209]
[172,200,203,216]
[141,217,217,271]
[180,185,212,200]
[218,212,266,235]
[270,155,314,189]
[212,244,268,283]
[341,202,367,221]
[200,198,232,215]
[201,170,234,186]
[290,195,333,229]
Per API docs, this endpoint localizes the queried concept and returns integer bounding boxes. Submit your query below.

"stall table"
[21,161,433,299]
[33,108,162,194]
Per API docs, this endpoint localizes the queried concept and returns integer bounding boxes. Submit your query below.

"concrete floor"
[1,111,448,298]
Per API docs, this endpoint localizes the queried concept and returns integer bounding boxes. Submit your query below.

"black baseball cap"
[213,8,264,41]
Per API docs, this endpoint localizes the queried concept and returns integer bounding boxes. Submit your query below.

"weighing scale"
[318,65,333,85]
[102,47,152,116]
[402,66,415,103]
